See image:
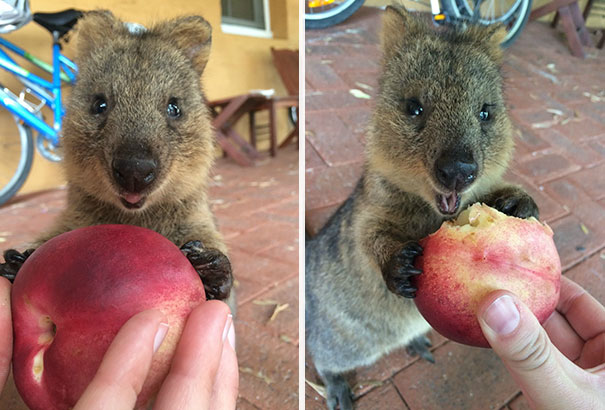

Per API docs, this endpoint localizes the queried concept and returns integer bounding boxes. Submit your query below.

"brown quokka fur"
[1,11,233,304]
[306,6,538,409]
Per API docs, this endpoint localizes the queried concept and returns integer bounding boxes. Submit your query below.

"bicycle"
[0,2,82,206]
[305,0,532,47]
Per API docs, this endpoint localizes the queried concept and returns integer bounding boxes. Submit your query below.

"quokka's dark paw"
[493,192,539,220]
[382,242,423,298]
[406,335,435,363]
[180,240,232,301]
[0,248,35,282]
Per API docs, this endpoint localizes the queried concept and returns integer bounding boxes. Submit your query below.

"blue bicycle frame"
[0,33,76,151]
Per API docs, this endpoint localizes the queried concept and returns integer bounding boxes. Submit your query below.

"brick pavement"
[0,145,299,409]
[305,6,605,409]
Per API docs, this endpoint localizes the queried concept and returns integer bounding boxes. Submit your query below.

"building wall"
[0,0,298,195]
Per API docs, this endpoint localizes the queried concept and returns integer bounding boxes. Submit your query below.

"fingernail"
[222,314,235,349]
[153,323,170,353]
[483,295,520,335]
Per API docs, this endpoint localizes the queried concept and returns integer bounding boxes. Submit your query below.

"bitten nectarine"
[414,203,561,347]
[11,224,205,410]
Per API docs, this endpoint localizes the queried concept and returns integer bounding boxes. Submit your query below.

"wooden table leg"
[569,1,593,47]
[214,130,254,166]
[559,5,586,58]
[269,99,277,157]
[249,110,257,149]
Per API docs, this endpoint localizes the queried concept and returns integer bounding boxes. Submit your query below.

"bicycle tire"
[441,0,532,47]
[0,119,34,206]
[305,0,365,29]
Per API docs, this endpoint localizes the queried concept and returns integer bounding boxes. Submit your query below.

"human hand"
[0,283,238,410]
[477,276,605,410]
[75,300,238,410]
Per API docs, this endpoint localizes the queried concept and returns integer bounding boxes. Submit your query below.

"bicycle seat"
[33,9,83,38]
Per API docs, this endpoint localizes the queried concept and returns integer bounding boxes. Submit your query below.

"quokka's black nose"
[434,150,478,191]
[112,157,157,193]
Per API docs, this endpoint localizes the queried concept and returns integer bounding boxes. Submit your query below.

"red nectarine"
[11,224,205,410]
[414,203,561,347]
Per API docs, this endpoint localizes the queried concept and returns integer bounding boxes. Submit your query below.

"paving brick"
[515,153,581,184]
[564,251,605,305]
[550,214,605,271]
[236,276,299,343]
[553,117,605,142]
[229,250,296,306]
[305,204,340,237]
[226,221,297,256]
[305,61,349,91]
[306,138,326,170]
[306,89,372,113]
[306,112,365,166]
[511,124,551,153]
[236,322,298,409]
[305,163,362,210]
[336,107,372,143]
[356,381,408,410]
[503,170,568,223]
[535,129,604,167]
[393,342,519,410]
[568,162,605,200]
[542,177,592,207]
[305,382,327,410]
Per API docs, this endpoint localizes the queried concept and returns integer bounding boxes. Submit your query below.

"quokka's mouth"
[119,193,147,210]
[436,191,460,215]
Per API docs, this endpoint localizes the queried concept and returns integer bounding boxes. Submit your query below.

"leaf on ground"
[0,238,5,243]
[269,303,290,322]
[354,81,373,91]
[240,366,273,384]
[280,334,298,346]
[546,108,564,116]
[349,89,371,99]
[233,279,240,288]
[253,299,279,306]
[546,63,557,73]
[600,252,605,260]
[352,379,384,393]
[580,223,589,235]
[306,379,326,398]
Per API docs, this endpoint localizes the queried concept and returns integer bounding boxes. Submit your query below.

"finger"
[74,309,166,410]
[543,311,584,361]
[477,291,588,407]
[154,300,231,410]
[0,277,11,391]
[209,322,238,410]
[575,332,605,370]
[557,276,605,341]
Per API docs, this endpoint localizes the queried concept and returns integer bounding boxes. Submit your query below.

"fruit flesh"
[11,225,205,410]
[414,203,561,347]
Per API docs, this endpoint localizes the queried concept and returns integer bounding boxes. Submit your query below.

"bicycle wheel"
[305,0,365,29]
[441,0,532,47]
[0,114,34,206]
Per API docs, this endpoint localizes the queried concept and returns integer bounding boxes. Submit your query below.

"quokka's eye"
[480,104,493,121]
[91,95,108,115]
[166,97,181,119]
[405,98,423,117]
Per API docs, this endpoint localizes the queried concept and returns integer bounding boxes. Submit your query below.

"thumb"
[477,292,578,408]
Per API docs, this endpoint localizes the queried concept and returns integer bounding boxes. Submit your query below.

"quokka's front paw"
[492,191,539,219]
[180,241,232,301]
[0,248,35,282]
[382,242,423,298]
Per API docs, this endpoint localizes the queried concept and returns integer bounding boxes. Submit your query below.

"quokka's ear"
[74,10,123,62]
[458,23,506,64]
[154,16,212,75]
[481,24,506,63]
[381,5,427,61]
